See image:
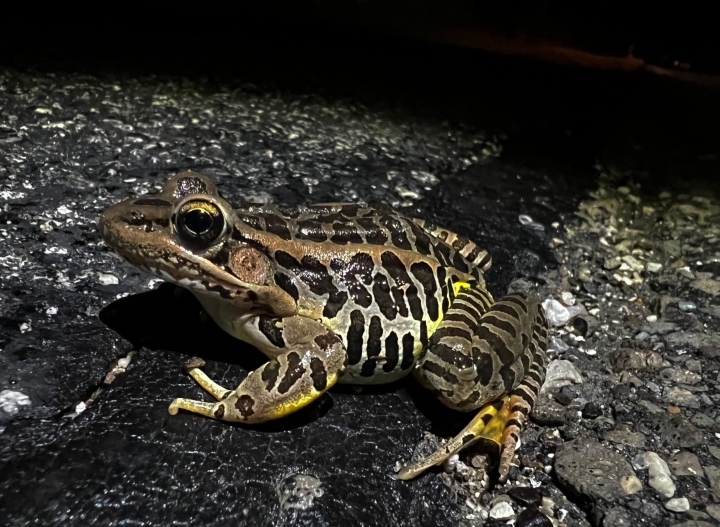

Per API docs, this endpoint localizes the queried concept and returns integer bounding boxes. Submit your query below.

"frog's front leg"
[168,316,347,423]
[399,289,548,480]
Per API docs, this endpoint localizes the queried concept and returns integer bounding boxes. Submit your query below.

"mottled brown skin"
[99,171,548,480]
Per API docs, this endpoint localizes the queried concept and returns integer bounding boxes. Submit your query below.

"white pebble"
[646,315,658,323]
[518,214,534,225]
[542,299,571,327]
[665,497,689,512]
[489,502,515,520]
[548,336,569,353]
[560,291,576,306]
[0,390,32,416]
[98,272,120,286]
[678,301,696,312]
[633,452,676,498]
[566,305,583,319]
[646,262,662,273]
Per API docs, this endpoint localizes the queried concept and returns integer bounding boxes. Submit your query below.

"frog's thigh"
[169,317,347,424]
[402,291,548,480]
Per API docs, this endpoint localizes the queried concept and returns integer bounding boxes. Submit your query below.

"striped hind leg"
[412,218,493,272]
[485,347,547,481]
[399,290,548,480]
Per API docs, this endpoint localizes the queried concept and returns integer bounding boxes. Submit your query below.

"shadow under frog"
[99,283,332,433]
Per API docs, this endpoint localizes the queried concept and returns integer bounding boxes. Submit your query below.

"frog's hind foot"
[396,388,538,481]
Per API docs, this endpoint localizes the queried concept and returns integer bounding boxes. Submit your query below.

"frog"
[99,170,548,480]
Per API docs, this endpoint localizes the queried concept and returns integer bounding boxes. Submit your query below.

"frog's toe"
[497,424,522,482]
[396,460,434,481]
[396,434,470,480]
[168,397,219,418]
[398,393,529,481]
[184,356,207,370]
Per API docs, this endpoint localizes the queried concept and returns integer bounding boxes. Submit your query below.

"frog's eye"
[174,199,226,246]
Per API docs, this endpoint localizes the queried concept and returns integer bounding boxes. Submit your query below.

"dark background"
[1,3,719,526]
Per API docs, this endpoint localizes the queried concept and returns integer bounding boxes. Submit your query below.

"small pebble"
[489,501,515,520]
[678,301,697,312]
[542,299,571,327]
[604,257,622,270]
[622,255,644,272]
[543,360,584,390]
[582,402,603,419]
[646,315,658,322]
[646,262,662,273]
[518,214,533,225]
[98,272,120,285]
[0,390,32,415]
[664,497,689,512]
[560,291,576,306]
[635,331,650,341]
[548,336,569,353]
[633,452,676,498]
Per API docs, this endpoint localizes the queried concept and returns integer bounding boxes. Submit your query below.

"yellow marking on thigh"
[265,372,339,419]
[424,280,473,343]
[453,281,472,297]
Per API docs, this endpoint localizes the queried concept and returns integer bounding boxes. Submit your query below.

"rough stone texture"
[665,332,720,352]
[542,360,584,391]
[516,507,553,527]
[603,507,633,526]
[706,466,720,499]
[669,522,716,527]
[555,441,642,503]
[605,429,646,448]
[706,504,720,522]
[668,452,704,478]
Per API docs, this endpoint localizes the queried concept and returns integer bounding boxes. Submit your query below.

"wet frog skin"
[99,171,548,480]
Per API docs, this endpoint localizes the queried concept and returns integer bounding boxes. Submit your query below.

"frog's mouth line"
[122,242,254,300]
[100,211,254,300]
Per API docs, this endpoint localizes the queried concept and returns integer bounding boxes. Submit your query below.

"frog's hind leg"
[412,218,492,272]
[397,361,545,481]
[169,317,347,424]
[399,291,548,480]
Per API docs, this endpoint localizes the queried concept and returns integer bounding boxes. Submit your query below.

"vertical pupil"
[185,209,213,234]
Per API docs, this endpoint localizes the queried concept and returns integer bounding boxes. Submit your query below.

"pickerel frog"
[99,171,548,480]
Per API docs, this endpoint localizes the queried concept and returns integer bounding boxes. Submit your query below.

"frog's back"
[232,201,493,383]
[236,202,490,278]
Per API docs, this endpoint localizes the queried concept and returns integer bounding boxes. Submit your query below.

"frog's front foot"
[169,317,348,424]
[169,398,222,418]
[184,356,206,370]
